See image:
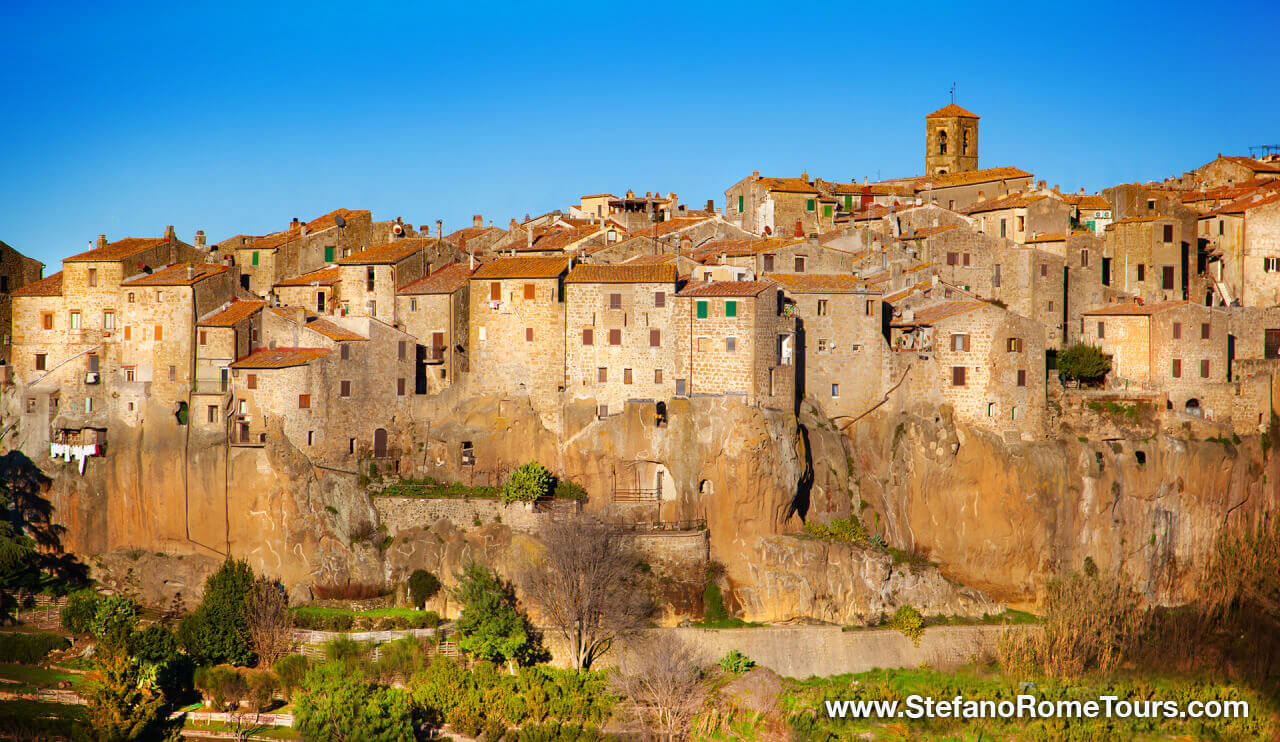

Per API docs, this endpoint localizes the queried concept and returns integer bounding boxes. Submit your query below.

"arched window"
[962,129,970,155]
[938,130,948,155]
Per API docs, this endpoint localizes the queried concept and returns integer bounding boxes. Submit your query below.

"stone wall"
[373,497,569,535]
[1241,199,1280,307]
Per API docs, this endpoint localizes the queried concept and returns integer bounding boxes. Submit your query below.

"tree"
[245,576,292,667]
[1057,343,1111,387]
[407,569,441,611]
[500,461,552,504]
[612,635,706,742]
[81,643,173,742]
[90,594,138,651]
[179,559,255,666]
[294,664,417,742]
[519,516,651,670]
[452,562,545,671]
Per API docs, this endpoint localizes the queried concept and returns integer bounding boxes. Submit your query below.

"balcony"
[423,347,446,365]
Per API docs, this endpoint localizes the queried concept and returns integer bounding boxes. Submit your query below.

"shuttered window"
[951,366,966,386]
[1200,359,1210,378]
[650,329,661,347]
[1172,359,1181,378]
[490,282,501,301]
[696,301,707,319]
[582,329,593,345]
[299,394,310,408]
[725,301,738,318]
[608,329,621,345]
[325,246,334,263]
[524,283,535,300]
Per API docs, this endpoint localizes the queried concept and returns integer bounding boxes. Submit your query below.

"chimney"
[294,307,305,345]
[526,226,533,250]
[436,220,443,239]
[469,251,475,270]
[186,264,195,281]
[473,214,483,228]
[194,230,206,249]
[705,199,714,211]
[164,224,176,242]
[97,234,107,249]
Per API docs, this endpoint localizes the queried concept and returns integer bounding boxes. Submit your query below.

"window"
[41,312,52,330]
[1218,221,1224,236]
[69,311,81,330]
[25,398,34,413]
[947,252,957,266]
[85,398,93,413]
[1016,215,1025,232]
[1173,322,1182,339]
[1040,264,1048,277]
[34,353,45,371]
[247,373,257,389]
[655,369,663,383]
[198,329,207,345]
[1162,266,1174,290]
[1006,337,1023,352]
[299,394,310,408]
[340,380,351,397]
[938,129,948,154]
[251,251,259,266]
[794,256,806,272]
[208,405,217,423]
[993,264,1001,287]
[124,366,135,382]
[1137,264,1145,282]
[1097,321,1105,338]
[817,299,828,316]
[349,438,356,454]
[308,431,315,446]
[597,367,607,383]
[239,399,247,414]
[1172,359,1182,378]
[725,300,738,318]
[696,300,708,319]
[1162,224,1174,243]
[366,299,376,316]
[490,281,501,300]
[963,253,971,267]
[951,366,966,386]
[623,368,633,385]
[398,340,406,361]
[962,129,969,154]
[340,344,350,360]
[823,204,832,217]
[397,378,406,395]
[845,194,853,209]
[127,292,135,303]
[806,198,815,212]
[1201,323,1210,339]
[817,338,828,352]
[365,267,375,291]
[725,337,737,352]
[1000,219,1007,238]
[987,402,995,417]
[649,329,661,347]
[675,378,686,395]
[409,297,417,311]
[524,283,536,300]
[582,328,593,345]
[88,268,97,286]
[1200,359,1210,378]
[1080,250,1089,268]
[654,291,666,307]
[950,333,970,352]
[1266,258,1280,273]
[607,229,616,243]
[154,325,163,341]
[325,245,335,263]
[1017,369,1027,387]
[1147,199,1156,210]
[737,195,744,213]
[763,255,774,272]
[526,327,534,342]
[608,329,621,345]
[831,384,840,397]
[865,300,875,316]
[609,293,622,309]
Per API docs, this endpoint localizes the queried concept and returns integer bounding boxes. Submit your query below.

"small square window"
[726,337,737,353]
[524,283,536,300]
[649,329,661,347]
[340,344,350,360]
[623,368,633,385]
[526,327,534,342]
[655,369,663,384]
[817,299,828,316]
[397,378,406,396]
[1201,323,1210,339]
[830,383,839,397]
[299,394,310,408]
[597,367,607,383]
[654,291,666,308]
[725,300,738,318]
[340,380,351,397]
[609,293,622,310]
[1017,370,1027,387]
[582,328,593,345]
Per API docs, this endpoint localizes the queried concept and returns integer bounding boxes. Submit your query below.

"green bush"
[453,562,545,667]
[60,590,99,634]
[323,636,369,670]
[272,654,310,700]
[516,721,603,741]
[1058,343,1111,386]
[717,649,756,674]
[0,632,69,664]
[890,604,925,647]
[702,582,728,623]
[501,462,553,504]
[193,665,247,711]
[552,479,587,501]
[89,594,138,650]
[803,515,869,543]
[179,558,256,666]
[295,664,417,742]
[408,569,441,610]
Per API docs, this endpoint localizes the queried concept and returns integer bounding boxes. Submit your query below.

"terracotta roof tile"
[757,176,819,194]
[122,263,227,286]
[12,271,62,297]
[199,299,267,327]
[926,103,980,119]
[244,209,369,252]
[890,301,985,326]
[471,256,570,279]
[397,262,474,295]
[1221,156,1280,174]
[960,191,1049,214]
[1083,300,1188,316]
[764,273,870,293]
[65,237,169,263]
[338,238,436,265]
[629,217,711,239]
[677,280,775,298]
[898,224,959,241]
[564,264,678,284]
[1063,194,1112,210]
[1024,232,1068,243]
[306,318,367,341]
[1210,190,1280,217]
[274,266,342,287]
[230,348,330,369]
[919,166,1032,190]
[446,226,503,249]
[620,254,678,265]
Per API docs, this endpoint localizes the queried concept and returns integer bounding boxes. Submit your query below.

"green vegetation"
[0,631,69,664]
[1087,399,1148,421]
[407,568,442,611]
[889,604,924,646]
[552,478,588,502]
[376,476,498,499]
[803,515,870,544]
[81,643,176,741]
[0,662,84,692]
[716,650,756,674]
[179,558,256,666]
[453,561,546,668]
[692,583,759,629]
[0,699,85,739]
[295,663,416,742]
[1057,342,1111,386]
[501,461,554,504]
[289,605,441,631]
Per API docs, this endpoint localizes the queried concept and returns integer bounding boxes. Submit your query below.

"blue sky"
[2,0,1277,268]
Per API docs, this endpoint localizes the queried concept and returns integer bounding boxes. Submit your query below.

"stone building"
[446,215,507,256]
[1062,192,1114,233]
[912,166,1034,212]
[1201,191,1280,307]
[468,256,571,409]
[395,262,474,395]
[961,189,1072,244]
[193,297,266,430]
[0,240,45,364]
[336,237,461,325]
[234,209,377,296]
[272,266,342,315]
[766,273,889,418]
[672,281,795,410]
[562,263,681,413]
[925,103,980,175]
[1102,216,1191,303]
[724,172,837,237]
[1189,155,1280,189]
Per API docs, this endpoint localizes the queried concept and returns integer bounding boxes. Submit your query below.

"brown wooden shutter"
[490,282,501,301]
[1200,359,1210,378]
[299,394,310,408]
[582,328,593,345]
[609,329,621,345]
[525,327,534,342]
[624,368,633,384]
[650,329,660,347]
[952,366,966,386]
[523,283,535,300]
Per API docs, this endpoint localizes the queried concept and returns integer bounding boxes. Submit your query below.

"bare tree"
[519,515,652,670]
[612,634,706,741]
[245,576,293,666]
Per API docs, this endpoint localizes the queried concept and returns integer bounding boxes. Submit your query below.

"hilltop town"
[2,103,1279,620]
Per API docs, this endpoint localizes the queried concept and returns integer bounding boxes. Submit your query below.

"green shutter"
[696,301,708,319]
[738,195,744,213]
[806,199,815,211]
[844,195,853,209]
[325,245,335,262]
[999,220,1006,238]
[725,300,737,318]
[251,251,259,266]
[823,205,832,217]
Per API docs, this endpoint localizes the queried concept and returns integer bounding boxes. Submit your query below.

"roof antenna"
[333,214,346,229]
[949,82,956,103]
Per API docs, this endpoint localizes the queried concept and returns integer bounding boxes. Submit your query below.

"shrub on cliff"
[453,561,546,670]
[180,558,255,667]
[1057,343,1111,387]
[501,462,553,504]
[61,589,100,635]
[408,569,441,610]
[890,605,925,647]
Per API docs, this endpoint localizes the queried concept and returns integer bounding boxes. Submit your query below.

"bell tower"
[925,103,979,175]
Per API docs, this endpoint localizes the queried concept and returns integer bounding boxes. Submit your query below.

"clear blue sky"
[2,0,1277,269]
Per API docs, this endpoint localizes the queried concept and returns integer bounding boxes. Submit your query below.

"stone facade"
[1239,198,1280,306]
[925,104,979,175]
[234,210,380,297]
[0,240,45,364]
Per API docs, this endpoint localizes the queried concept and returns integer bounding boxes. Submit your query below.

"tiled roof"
[446,226,503,249]
[267,306,368,341]
[960,191,1049,214]
[1083,300,1187,316]
[338,238,435,265]
[230,348,330,369]
[926,103,979,119]
[814,179,864,195]
[897,224,958,240]
[621,254,678,265]
[757,176,819,194]
[1106,215,1169,227]
[1221,156,1280,174]
[471,256,570,279]
[1025,232,1067,244]
[245,209,369,251]
[122,263,227,286]
[529,224,605,251]
[65,237,168,263]
[274,266,342,287]
[397,262,474,295]
[629,217,711,239]
[862,262,938,286]
[12,271,62,297]
[1064,194,1111,210]
[1210,190,1280,217]
[764,273,870,293]
[921,166,1032,189]
[199,299,266,327]
[890,301,984,326]
[580,193,616,199]
[677,280,775,298]
[564,264,678,284]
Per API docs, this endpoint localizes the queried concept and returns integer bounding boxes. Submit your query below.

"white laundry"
[49,442,98,474]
